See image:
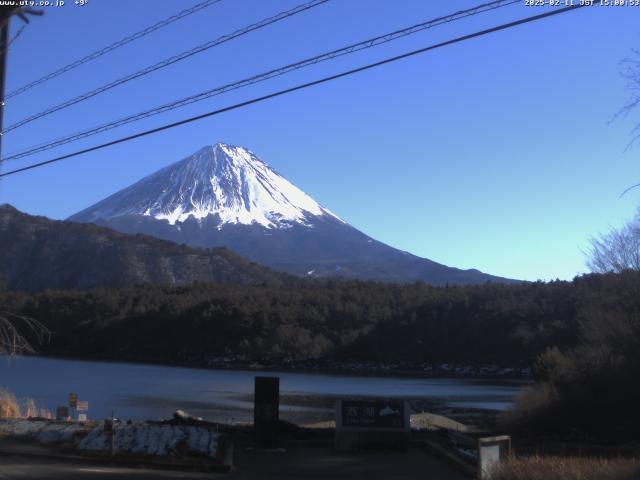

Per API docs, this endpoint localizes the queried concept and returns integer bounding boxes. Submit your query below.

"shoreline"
[14,352,533,384]
[0,354,523,426]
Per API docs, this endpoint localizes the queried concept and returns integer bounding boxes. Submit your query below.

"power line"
[3,0,520,162]
[1,0,329,134]
[4,0,224,101]
[6,24,25,50]
[0,4,588,179]
[0,24,24,64]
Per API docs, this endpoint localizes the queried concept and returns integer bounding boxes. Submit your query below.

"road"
[0,457,222,479]
[0,448,468,479]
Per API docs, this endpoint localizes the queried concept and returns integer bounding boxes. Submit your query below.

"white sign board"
[337,399,409,431]
[334,399,411,452]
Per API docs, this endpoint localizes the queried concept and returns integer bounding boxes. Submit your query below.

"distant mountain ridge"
[0,204,283,291]
[70,142,516,285]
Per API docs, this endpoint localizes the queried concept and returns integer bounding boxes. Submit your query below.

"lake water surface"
[0,356,523,423]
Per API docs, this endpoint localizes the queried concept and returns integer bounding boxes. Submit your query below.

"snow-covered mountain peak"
[71,142,344,229]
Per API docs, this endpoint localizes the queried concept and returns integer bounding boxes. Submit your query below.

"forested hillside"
[0,205,284,291]
[3,272,632,369]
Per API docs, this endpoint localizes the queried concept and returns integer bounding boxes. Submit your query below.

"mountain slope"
[0,205,283,291]
[72,143,343,228]
[70,143,515,285]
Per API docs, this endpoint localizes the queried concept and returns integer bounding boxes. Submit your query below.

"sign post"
[104,417,116,456]
[254,376,279,448]
[68,392,78,420]
[55,406,69,420]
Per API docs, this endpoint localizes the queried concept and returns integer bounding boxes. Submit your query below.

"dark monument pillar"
[254,376,280,448]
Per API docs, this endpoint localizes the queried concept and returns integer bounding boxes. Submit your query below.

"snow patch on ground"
[0,419,89,444]
[0,419,219,459]
[79,421,219,458]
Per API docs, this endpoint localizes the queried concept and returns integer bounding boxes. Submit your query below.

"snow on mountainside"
[70,142,517,285]
[73,143,342,229]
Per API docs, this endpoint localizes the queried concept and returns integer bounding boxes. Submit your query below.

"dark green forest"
[0,271,633,369]
[503,270,640,442]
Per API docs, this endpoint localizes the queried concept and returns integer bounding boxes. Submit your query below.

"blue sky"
[0,0,638,281]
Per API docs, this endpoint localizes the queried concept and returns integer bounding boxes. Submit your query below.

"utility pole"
[0,8,12,160]
[0,6,42,161]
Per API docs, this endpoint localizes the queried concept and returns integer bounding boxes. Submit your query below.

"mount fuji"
[69,143,512,285]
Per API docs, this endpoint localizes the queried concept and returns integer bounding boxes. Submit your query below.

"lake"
[0,356,523,424]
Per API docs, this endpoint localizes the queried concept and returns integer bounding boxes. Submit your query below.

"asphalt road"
[234,447,468,479]
[0,457,223,479]
[0,448,467,480]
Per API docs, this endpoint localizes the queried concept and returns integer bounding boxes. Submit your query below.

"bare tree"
[618,48,640,148]
[614,48,640,198]
[587,49,640,272]
[0,311,50,355]
[587,216,640,273]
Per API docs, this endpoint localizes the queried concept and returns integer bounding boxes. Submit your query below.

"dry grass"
[23,398,36,418]
[0,390,51,419]
[494,456,640,480]
[0,389,20,418]
[498,382,556,433]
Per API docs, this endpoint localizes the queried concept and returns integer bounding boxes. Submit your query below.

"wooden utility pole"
[0,8,12,159]
[0,6,43,160]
